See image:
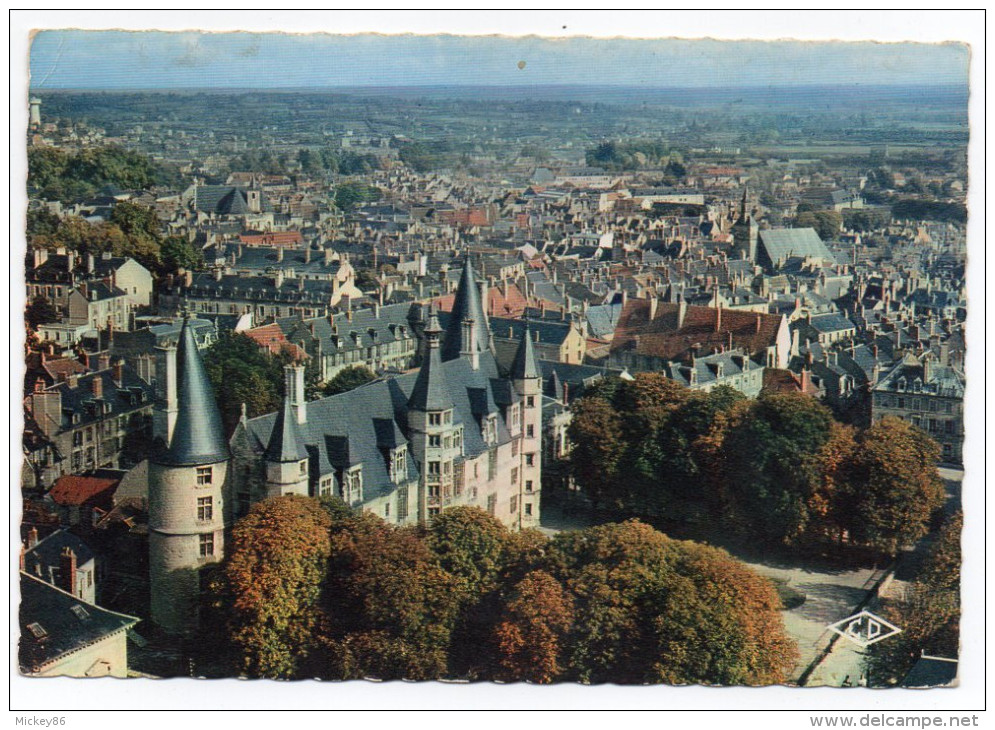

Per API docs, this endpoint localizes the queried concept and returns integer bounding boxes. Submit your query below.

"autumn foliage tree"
[840,416,947,555]
[546,520,798,685]
[492,571,575,683]
[568,379,947,556]
[212,496,332,679]
[320,511,464,680]
[210,496,798,685]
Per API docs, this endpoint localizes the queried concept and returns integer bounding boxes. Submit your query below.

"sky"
[28,31,969,90]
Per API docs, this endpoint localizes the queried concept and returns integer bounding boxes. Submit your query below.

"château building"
[147,260,543,634]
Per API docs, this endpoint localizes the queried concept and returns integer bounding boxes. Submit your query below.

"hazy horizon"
[30,31,968,90]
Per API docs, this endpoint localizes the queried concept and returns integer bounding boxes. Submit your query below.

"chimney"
[86,253,95,274]
[755,314,762,334]
[649,297,658,321]
[715,306,722,333]
[183,270,193,288]
[461,317,479,371]
[67,250,76,272]
[324,247,334,266]
[27,527,39,549]
[678,299,687,329]
[939,342,950,367]
[91,375,103,399]
[800,368,811,393]
[276,247,284,263]
[112,358,124,386]
[304,246,312,264]
[923,356,932,383]
[274,270,284,289]
[59,547,78,597]
[214,268,223,282]
[154,342,178,445]
[33,248,49,268]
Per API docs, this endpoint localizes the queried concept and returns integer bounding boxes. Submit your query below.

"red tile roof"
[244,324,309,360]
[48,476,119,507]
[239,232,304,248]
[611,300,784,362]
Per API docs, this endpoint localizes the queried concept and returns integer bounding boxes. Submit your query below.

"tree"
[160,235,205,274]
[867,511,962,685]
[794,210,842,240]
[333,181,382,212]
[567,395,626,509]
[26,296,59,329]
[210,496,332,679]
[320,513,464,680]
[321,365,377,397]
[203,331,283,432]
[547,520,798,685]
[840,417,946,555]
[716,392,835,545]
[492,570,574,683]
[426,507,509,596]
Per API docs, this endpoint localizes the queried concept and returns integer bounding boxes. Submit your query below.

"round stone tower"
[148,315,230,636]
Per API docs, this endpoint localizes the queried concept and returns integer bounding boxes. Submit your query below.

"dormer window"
[343,466,363,504]
[299,459,308,476]
[897,377,907,392]
[390,447,407,482]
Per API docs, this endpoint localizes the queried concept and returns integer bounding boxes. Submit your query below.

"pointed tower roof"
[264,396,308,463]
[155,316,229,466]
[409,314,454,412]
[510,326,541,380]
[441,257,491,362]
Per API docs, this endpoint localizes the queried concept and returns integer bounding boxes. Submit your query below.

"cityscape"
[18,28,969,696]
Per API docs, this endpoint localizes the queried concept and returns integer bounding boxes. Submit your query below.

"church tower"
[731,187,759,263]
[148,315,230,636]
[511,327,543,527]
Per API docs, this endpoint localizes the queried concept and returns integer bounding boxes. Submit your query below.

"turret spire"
[441,257,491,362]
[153,316,228,466]
[409,314,454,412]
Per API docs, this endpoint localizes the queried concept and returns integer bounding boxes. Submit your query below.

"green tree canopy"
[840,416,946,555]
[321,365,377,397]
[203,331,284,433]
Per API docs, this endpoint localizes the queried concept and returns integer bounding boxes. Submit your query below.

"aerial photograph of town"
[13,10,982,721]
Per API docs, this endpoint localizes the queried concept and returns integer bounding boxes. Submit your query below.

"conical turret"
[510,326,541,381]
[441,257,492,362]
[409,314,454,412]
[154,316,228,466]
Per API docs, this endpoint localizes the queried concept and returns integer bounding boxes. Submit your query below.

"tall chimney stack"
[59,547,78,597]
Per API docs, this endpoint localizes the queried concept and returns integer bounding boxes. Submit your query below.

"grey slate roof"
[407,317,454,412]
[23,530,96,586]
[19,572,138,674]
[759,228,834,266]
[586,303,624,339]
[206,244,345,278]
[154,317,229,466]
[441,259,491,362]
[43,366,153,435]
[244,351,512,503]
[510,327,542,380]
[265,398,309,463]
